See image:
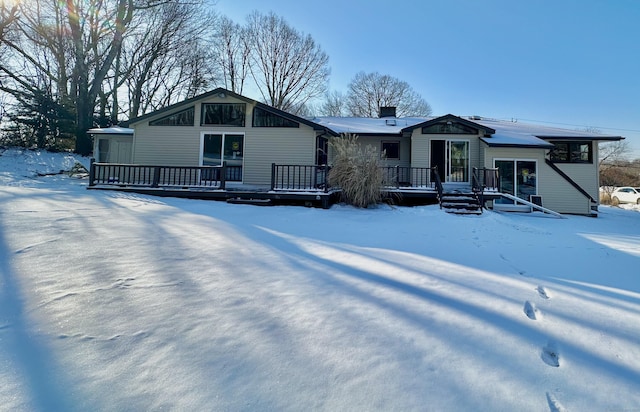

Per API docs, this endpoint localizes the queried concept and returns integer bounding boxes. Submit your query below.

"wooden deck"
[87,161,501,209]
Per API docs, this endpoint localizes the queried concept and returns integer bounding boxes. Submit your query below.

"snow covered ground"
[1,148,639,411]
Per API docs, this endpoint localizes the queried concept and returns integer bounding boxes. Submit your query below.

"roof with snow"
[87,126,134,135]
[311,116,427,135]
[311,115,624,147]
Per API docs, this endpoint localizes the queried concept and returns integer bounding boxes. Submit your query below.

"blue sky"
[217,0,640,158]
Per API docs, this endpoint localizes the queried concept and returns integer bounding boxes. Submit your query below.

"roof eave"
[402,114,496,135]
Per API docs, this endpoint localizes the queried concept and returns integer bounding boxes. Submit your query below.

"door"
[430,140,445,181]
[202,133,244,181]
[495,160,537,204]
[431,140,469,182]
[116,141,132,163]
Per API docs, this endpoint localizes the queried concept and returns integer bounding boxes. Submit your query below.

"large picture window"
[201,103,246,126]
[149,107,194,126]
[549,141,592,163]
[253,107,299,127]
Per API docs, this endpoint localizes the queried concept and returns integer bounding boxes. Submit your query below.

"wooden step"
[440,192,482,215]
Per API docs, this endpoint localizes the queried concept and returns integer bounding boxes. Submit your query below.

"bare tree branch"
[245,11,329,114]
[346,71,432,118]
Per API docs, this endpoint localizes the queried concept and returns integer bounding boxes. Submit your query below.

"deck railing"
[380,166,439,189]
[472,167,500,209]
[472,167,500,192]
[271,164,330,192]
[89,159,241,189]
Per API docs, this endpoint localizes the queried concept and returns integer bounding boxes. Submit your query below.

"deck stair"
[440,191,483,215]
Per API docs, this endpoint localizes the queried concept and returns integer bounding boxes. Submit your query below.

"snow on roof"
[87,126,134,135]
[475,118,620,139]
[311,115,623,147]
[312,116,427,135]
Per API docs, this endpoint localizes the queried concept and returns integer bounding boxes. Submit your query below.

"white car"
[611,187,640,205]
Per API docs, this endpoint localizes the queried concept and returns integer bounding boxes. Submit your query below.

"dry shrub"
[328,134,387,207]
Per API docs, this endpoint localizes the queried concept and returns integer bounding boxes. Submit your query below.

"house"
[89,87,624,215]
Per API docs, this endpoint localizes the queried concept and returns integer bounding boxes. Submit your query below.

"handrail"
[500,193,566,218]
[432,168,444,208]
[472,167,500,210]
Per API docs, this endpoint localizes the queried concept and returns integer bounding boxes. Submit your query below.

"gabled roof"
[125,87,337,135]
[400,114,496,135]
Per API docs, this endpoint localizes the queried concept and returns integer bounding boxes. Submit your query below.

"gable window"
[381,141,400,159]
[549,141,592,163]
[422,122,477,134]
[201,103,246,126]
[253,107,299,127]
[149,107,194,126]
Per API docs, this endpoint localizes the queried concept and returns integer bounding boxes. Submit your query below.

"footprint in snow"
[524,301,540,320]
[542,342,560,367]
[546,392,568,412]
[537,286,551,299]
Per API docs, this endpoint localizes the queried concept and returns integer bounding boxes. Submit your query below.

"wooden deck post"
[220,162,227,190]
[271,163,276,191]
[88,158,96,186]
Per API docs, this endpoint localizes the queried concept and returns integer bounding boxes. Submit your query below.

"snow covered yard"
[1,149,640,411]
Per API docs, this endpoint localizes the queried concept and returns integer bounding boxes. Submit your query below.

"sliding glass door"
[431,140,470,182]
[202,133,244,181]
[495,159,537,204]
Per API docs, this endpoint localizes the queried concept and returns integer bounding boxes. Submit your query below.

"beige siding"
[356,135,411,167]
[410,130,482,175]
[243,127,317,185]
[130,95,318,186]
[483,146,593,215]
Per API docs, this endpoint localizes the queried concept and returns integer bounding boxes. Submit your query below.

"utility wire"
[496,117,640,134]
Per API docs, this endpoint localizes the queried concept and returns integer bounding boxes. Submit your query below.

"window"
[381,141,400,159]
[201,103,246,126]
[98,139,110,162]
[149,107,194,126]
[253,107,299,127]
[422,122,477,134]
[549,141,592,163]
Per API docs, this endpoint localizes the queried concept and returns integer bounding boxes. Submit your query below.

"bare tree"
[346,71,432,118]
[319,90,346,117]
[0,0,215,154]
[599,140,630,167]
[245,11,329,114]
[119,1,217,119]
[0,1,18,45]
[213,16,250,95]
